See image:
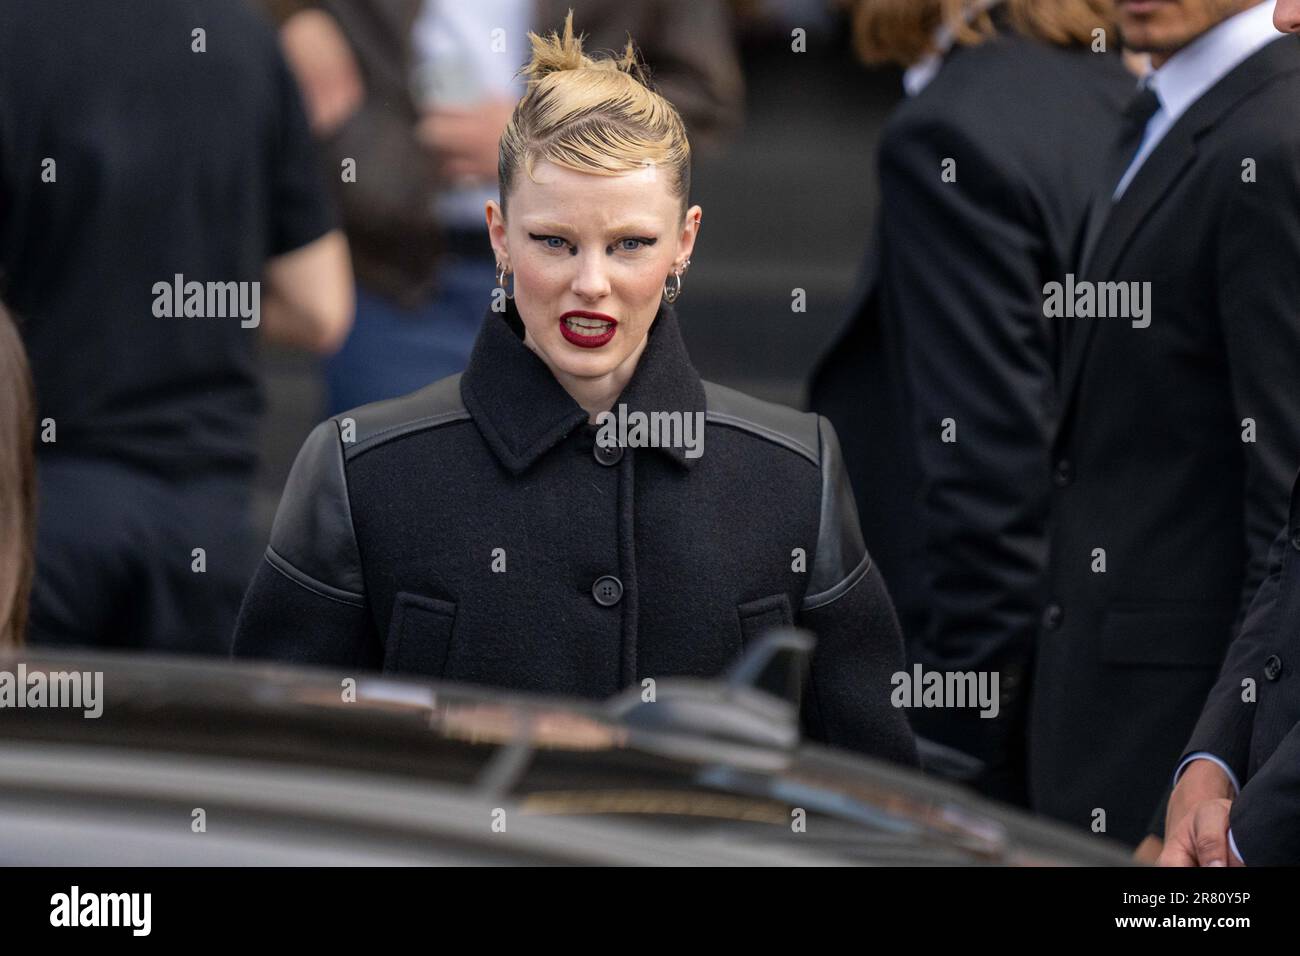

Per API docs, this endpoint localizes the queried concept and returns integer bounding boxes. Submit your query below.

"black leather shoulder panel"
[702,380,820,465]
[268,419,365,604]
[804,416,871,610]
[337,374,471,462]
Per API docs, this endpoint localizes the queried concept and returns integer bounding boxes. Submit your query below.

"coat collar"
[460,298,707,475]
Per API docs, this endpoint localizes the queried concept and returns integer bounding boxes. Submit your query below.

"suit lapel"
[1058,36,1300,418]
[1058,127,1197,409]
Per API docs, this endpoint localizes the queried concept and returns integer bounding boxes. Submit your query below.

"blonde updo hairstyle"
[498,11,692,223]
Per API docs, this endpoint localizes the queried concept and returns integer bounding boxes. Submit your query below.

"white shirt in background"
[412,0,531,229]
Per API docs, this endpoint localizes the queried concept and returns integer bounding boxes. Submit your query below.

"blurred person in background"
[0,303,35,650]
[268,0,744,414]
[0,0,352,654]
[809,0,1130,806]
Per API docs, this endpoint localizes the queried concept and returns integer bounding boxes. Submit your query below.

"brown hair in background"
[846,0,1117,67]
[0,302,36,649]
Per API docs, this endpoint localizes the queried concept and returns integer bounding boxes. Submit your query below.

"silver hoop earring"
[663,270,683,304]
[495,262,514,300]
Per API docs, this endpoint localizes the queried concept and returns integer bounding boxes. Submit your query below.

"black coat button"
[592,575,623,606]
[594,442,623,466]
[1042,603,1064,631]
[1052,460,1073,488]
[1265,655,1283,681]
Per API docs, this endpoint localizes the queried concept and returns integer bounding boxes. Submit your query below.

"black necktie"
[1078,83,1162,276]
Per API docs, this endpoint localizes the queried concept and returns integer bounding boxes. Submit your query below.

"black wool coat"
[232,300,918,767]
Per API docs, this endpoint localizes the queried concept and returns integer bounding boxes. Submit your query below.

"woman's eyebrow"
[525,220,658,235]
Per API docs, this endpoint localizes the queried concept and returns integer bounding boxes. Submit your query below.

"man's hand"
[417,97,516,185]
[1160,799,1243,867]
[1133,835,1163,864]
[1158,760,1239,867]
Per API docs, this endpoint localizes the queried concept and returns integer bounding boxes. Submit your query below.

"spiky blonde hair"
[498,10,691,218]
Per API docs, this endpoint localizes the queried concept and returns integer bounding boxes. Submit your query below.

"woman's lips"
[1119,0,1171,13]
[559,310,618,348]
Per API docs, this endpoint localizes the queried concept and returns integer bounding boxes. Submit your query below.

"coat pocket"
[736,593,794,648]
[1098,602,1234,668]
[384,592,457,676]
[736,593,796,697]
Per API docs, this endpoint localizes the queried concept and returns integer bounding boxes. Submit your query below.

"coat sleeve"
[874,113,1051,772]
[797,416,919,768]
[1231,718,1300,866]
[1179,518,1294,784]
[1222,476,1300,864]
[231,419,383,668]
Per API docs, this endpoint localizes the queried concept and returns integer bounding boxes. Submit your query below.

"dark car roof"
[0,650,1130,865]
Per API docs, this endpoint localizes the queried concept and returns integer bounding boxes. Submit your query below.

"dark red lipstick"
[559,310,618,348]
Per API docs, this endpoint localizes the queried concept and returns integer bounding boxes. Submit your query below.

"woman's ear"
[485,200,509,270]
[677,204,703,269]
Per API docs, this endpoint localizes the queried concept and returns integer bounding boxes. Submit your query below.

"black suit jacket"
[1181,474,1300,866]
[809,34,1131,799]
[1041,36,1300,845]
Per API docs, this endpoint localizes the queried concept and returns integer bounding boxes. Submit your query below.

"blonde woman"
[234,14,918,767]
[0,303,36,649]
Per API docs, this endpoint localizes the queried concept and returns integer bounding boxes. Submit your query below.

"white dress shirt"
[1113,1,1280,199]
[412,0,530,229]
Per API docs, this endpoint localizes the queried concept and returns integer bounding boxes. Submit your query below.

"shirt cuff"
[1228,828,1245,866]
[1174,753,1242,795]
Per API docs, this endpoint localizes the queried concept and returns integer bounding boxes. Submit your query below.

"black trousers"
[27,455,256,656]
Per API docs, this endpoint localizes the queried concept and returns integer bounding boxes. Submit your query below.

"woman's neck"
[524,331,651,423]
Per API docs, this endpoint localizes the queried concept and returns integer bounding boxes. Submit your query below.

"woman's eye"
[528,233,654,253]
[529,233,569,251]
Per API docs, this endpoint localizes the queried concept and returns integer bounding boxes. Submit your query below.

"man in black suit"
[810,3,1132,803]
[1041,0,1300,846]
[1158,0,1300,868]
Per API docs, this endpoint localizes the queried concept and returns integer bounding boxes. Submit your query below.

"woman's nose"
[570,251,611,300]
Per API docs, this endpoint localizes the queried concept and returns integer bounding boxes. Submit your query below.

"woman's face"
[486,160,701,385]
